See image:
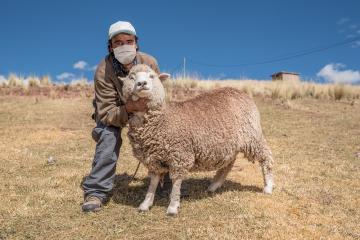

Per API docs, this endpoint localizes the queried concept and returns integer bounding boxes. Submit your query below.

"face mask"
[113,44,137,65]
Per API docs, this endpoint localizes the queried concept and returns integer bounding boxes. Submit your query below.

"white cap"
[108,21,136,40]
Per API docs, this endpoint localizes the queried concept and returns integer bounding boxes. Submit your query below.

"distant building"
[271,71,300,81]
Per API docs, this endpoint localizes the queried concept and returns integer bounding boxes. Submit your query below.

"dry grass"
[1,74,360,101]
[164,78,360,101]
[0,88,359,239]
[1,74,50,89]
[0,74,92,90]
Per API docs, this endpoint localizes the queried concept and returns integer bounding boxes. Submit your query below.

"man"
[82,21,161,212]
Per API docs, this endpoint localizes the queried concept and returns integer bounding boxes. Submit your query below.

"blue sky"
[0,0,360,83]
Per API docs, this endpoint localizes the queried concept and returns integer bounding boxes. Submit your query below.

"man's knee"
[93,124,122,162]
[101,129,119,146]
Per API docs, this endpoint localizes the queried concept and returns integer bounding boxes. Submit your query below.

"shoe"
[82,195,102,212]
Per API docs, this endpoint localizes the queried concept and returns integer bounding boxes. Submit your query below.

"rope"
[128,161,141,184]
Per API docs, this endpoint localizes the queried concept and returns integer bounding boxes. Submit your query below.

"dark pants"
[82,122,122,201]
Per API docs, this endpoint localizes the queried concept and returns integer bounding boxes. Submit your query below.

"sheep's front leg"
[166,178,182,216]
[139,173,160,212]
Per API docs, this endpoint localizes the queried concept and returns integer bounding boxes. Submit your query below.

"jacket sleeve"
[139,52,161,74]
[94,60,128,127]
[150,57,161,75]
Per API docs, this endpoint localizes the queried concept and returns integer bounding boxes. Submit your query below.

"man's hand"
[125,98,149,113]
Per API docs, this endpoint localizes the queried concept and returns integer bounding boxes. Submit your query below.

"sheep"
[119,64,274,215]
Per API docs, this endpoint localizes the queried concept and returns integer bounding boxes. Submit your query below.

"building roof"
[271,71,300,77]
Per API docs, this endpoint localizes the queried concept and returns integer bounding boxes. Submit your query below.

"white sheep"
[120,64,274,215]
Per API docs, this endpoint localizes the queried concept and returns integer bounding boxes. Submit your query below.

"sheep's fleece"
[121,64,274,215]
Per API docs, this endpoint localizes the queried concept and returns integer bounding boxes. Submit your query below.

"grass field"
[0,87,360,239]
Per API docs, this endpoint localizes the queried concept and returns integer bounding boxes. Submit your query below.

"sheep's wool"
[128,86,273,179]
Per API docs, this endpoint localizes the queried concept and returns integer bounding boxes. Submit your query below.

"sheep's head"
[120,64,170,110]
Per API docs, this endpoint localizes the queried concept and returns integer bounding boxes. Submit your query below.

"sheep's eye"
[129,74,135,80]
[149,74,155,79]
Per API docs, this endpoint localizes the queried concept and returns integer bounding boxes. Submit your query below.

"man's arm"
[94,60,128,127]
[125,98,148,113]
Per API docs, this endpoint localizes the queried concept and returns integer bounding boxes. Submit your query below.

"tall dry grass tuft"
[7,73,25,88]
[40,75,52,86]
[69,78,91,87]
[27,76,41,87]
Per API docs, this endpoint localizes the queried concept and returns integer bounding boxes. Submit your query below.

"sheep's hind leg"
[255,139,275,194]
[261,156,274,194]
[167,177,183,216]
[208,160,235,193]
[139,173,160,212]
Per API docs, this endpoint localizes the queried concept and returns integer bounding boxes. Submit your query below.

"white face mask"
[113,44,136,65]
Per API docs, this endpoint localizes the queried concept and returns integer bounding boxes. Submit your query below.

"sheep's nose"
[136,81,147,87]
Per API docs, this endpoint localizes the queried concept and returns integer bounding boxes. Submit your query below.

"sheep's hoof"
[138,203,151,212]
[166,205,179,216]
[207,182,221,193]
[263,185,273,194]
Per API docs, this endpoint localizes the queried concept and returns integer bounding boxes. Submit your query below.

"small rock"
[356,152,360,159]
[47,156,56,165]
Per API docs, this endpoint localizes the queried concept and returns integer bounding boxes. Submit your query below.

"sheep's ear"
[159,73,170,82]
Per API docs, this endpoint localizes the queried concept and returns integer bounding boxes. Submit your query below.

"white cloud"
[56,72,75,81]
[317,63,360,84]
[73,60,88,70]
[0,75,7,85]
[0,75,6,82]
[73,60,97,71]
[337,17,350,25]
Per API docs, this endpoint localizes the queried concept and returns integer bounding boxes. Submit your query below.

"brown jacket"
[94,52,160,127]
